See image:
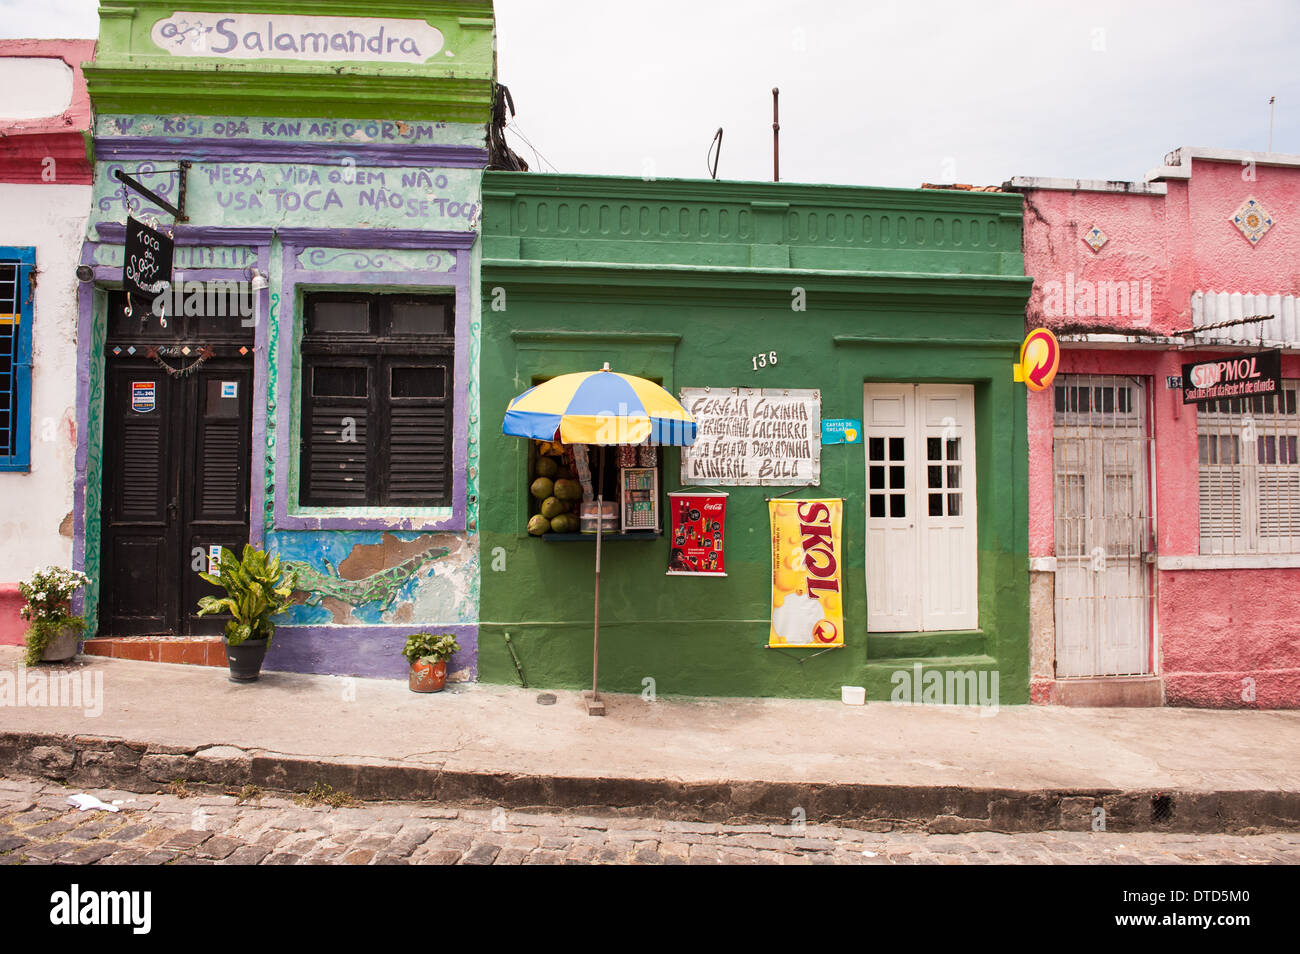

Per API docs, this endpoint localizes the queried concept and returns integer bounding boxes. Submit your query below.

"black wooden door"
[101,363,179,634]
[99,291,254,636]
[181,364,253,635]
[101,360,253,635]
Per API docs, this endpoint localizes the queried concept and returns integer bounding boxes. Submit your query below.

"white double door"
[864,384,978,632]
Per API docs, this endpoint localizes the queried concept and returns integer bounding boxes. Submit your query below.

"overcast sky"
[3,0,1297,187]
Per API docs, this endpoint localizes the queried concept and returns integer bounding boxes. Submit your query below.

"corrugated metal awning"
[1192,290,1300,345]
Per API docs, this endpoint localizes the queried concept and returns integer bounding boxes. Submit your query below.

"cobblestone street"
[2,774,1298,865]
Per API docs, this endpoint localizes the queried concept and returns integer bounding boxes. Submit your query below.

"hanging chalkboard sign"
[123,216,174,307]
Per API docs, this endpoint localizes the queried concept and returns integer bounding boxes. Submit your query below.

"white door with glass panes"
[864,384,978,632]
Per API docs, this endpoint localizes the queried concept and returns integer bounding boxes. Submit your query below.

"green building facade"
[479,173,1034,702]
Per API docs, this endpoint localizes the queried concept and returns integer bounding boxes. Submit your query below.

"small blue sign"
[822,418,862,445]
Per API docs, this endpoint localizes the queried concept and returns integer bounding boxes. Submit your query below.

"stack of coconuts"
[528,440,584,535]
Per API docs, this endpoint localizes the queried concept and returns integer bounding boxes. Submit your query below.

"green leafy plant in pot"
[19,566,91,665]
[403,632,460,693]
[197,545,296,683]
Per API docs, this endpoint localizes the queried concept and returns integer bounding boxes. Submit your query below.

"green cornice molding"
[84,68,493,121]
[511,330,682,346]
[483,259,1033,308]
[482,173,1027,218]
[99,0,494,16]
[833,335,1021,349]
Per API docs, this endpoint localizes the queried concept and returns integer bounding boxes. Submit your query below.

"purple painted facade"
[76,166,484,683]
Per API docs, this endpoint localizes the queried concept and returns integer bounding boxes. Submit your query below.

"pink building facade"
[1012,147,1300,708]
[0,40,95,645]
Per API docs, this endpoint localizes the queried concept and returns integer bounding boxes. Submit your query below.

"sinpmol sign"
[152,12,445,63]
[1182,351,1282,404]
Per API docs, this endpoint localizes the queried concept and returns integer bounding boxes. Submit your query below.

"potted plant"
[18,566,92,665]
[403,632,461,693]
[197,544,296,683]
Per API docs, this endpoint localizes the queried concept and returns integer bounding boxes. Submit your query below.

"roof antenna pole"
[772,87,780,182]
[708,127,723,179]
[1269,95,1276,153]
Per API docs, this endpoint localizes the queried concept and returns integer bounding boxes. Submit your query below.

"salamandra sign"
[152,12,445,63]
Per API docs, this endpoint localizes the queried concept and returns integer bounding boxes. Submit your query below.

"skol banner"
[769,498,844,648]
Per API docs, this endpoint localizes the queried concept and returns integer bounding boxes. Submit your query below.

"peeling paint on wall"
[272,530,477,627]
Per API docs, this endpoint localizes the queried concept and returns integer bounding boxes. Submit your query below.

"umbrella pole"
[585,445,606,716]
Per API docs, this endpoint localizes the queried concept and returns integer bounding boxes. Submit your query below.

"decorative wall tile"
[1231,197,1274,245]
[1082,226,1107,252]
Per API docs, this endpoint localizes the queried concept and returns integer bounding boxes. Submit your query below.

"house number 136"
[752,351,778,370]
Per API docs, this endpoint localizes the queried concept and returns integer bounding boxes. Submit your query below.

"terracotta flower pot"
[409,658,447,693]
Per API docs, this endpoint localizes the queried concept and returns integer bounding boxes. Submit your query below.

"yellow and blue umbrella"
[503,365,696,446]
[502,365,695,716]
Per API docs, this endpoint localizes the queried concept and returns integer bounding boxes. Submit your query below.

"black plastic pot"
[224,636,269,683]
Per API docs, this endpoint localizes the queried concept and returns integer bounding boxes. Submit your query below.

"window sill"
[540,531,662,542]
[279,505,461,533]
[1158,554,1300,571]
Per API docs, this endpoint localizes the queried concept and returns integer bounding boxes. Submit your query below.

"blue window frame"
[0,247,35,472]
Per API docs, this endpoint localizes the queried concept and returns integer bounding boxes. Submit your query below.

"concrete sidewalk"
[2,646,1298,832]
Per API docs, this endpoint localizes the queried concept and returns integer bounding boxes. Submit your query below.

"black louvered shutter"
[113,372,168,523]
[385,359,451,504]
[302,359,371,505]
[118,412,166,521]
[193,374,250,522]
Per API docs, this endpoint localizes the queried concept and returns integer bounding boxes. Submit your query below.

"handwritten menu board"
[679,387,821,486]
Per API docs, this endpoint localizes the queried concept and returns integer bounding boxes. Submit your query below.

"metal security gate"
[1053,375,1154,677]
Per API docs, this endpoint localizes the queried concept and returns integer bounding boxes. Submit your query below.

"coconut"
[530,477,555,500]
[527,514,549,536]
[535,457,559,479]
[540,496,564,519]
[553,478,582,501]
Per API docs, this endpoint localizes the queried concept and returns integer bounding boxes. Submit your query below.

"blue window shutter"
[0,247,36,472]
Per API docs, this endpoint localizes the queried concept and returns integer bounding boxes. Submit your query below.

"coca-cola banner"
[666,492,727,576]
